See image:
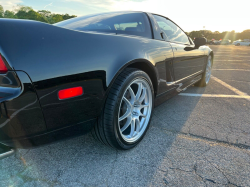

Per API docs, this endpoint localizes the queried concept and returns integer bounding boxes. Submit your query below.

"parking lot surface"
[1,45,250,187]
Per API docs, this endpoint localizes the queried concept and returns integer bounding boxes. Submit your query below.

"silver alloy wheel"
[118,78,152,143]
[205,56,212,84]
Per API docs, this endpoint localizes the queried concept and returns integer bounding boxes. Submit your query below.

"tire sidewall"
[195,55,212,87]
[112,70,154,149]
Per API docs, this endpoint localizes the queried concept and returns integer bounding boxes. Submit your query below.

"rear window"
[55,12,152,39]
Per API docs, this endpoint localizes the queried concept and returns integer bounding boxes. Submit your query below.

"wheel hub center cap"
[132,111,139,116]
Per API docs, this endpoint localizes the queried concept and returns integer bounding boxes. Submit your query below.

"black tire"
[236,43,240,46]
[195,55,212,87]
[92,68,154,150]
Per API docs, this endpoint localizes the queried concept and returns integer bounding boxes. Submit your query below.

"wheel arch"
[99,59,159,116]
[109,59,158,96]
[125,60,158,96]
[209,51,214,65]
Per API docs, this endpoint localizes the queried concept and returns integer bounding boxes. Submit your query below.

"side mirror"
[194,37,207,48]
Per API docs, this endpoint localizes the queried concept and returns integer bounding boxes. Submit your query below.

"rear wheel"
[236,43,240,46]
[195,55,212,87]
[92,68,154,150]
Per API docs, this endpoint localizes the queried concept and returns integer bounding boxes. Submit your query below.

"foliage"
[0,5,4,18]
[4,10,15,18]
[50,14,64,24]
[187,29,250,41]
[0,5,76,24]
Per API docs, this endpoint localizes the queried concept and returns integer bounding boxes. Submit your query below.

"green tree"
[15,9,47,23]
[0,4,76,23]
[240,30,250,40]
[38,10,51,18]
[26,10,48,22]
[188,30,203,39]
[0,5,4,18]
[15,10,28,19]
[4,10,15,18]
[62,13,76,20]
[50,14,64,24]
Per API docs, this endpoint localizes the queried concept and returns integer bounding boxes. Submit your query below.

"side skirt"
[154,74,202,107]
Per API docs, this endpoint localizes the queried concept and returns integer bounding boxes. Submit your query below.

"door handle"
[160,32,164,39]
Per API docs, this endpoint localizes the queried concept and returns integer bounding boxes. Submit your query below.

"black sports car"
[0,11,213,158]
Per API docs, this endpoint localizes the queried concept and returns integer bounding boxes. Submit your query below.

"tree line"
[0,5,76,24]
[187,30,250,41]
[1,4,249,40]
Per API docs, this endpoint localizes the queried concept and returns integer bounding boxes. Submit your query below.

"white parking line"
[215,55,250,57]
[180,76,250,101]
[211,76,250,101]
[215,60,246,61]
[215,52,248,54]
[213,69,250,72]
[179,93,250,99]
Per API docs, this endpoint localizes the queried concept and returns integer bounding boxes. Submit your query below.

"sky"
[0,0,249,32]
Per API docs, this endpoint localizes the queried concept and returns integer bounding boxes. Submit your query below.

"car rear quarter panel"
[0,19,173,132]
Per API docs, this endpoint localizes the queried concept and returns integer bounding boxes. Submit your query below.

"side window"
[153,15,190,44]
[56,13,152,39]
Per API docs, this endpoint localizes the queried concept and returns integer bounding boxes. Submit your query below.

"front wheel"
[195,55,212,87]
[236,43,240,46]
[92,68,154,150]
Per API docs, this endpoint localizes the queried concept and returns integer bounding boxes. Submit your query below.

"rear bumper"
[1,118,96,148]
[0,70,98,149]
[0,143,15,160]
[0,71,47,148]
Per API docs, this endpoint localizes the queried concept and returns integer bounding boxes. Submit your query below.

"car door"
[152,15,206,82]
[144,13,175,97]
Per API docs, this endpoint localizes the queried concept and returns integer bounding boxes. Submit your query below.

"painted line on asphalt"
[211,75,250,101]
[179,93,250,99]
[213,69,250,72]
[215,52,248,54]
[220,79,250,84]
[215,55,250,57]
[215,60,246,61]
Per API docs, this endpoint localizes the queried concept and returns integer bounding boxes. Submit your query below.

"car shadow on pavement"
[1,87,224,187]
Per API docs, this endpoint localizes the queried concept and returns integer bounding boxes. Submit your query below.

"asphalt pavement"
[1,45,250,187]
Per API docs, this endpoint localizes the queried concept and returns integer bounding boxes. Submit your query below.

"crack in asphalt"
[193,162,215,187]
[204,158,243,187]
[2,131,249,187]
[154,126,250,150]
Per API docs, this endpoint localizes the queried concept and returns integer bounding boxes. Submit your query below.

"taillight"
[58,87,83,100]
[0,55,8,74]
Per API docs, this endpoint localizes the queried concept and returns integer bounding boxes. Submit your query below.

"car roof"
[76,11,169,19]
